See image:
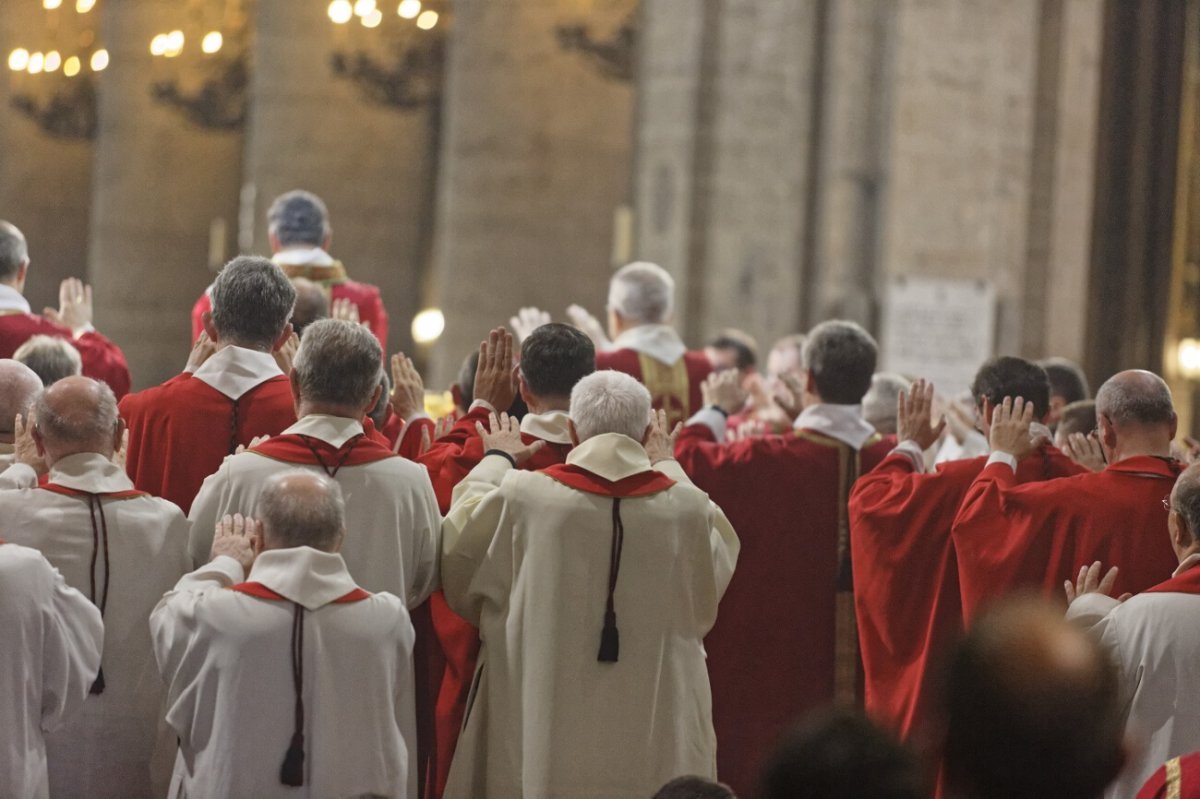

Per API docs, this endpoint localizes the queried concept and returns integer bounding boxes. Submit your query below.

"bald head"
[1094,370,1176,461]
[943,598,1124,799]
[33,376,121,464]
[1169,463,1200,552]
[0,359,45,439]
[255,470,346,553]
[0,221,28,284]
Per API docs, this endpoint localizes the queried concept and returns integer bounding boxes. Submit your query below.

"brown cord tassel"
[598,498,625,663]
[85,495,111,695]
[280,603,306,786]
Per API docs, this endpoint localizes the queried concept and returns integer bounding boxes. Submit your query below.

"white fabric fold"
[609,324,687,365]
[245,547,362,611]
[794,403,877,450]
[280,414,364,449]
[190,346,283,401]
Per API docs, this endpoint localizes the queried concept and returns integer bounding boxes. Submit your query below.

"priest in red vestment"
[849,358,1085,758]
[0,222,130,398]
[120,256,298,513]
[190,190,388,348]
[674,319,892,797]
[952,369,1183,622]
[413,323,593,798]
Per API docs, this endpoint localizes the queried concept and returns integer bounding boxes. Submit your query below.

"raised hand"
[509,307,551,343]
[727,419,768,443]
[390,353,425,420]
[565,304,611,349]
[643,409,682,464]
[1061,432,1106,472]
[112,428,130,470]
[702,369,748,416]
[473,327,518,413]
[45,277,93,334]
[185,331,217,373]
[233,434,270,456]
[13,412,47,475]
[272,331,300,375]
[897,379,946,451]
[1064,560,1122,603]
[988,396,1037,460]
[331,297,362,324]
[434,414,456,441]
[211,513,260,571]
[476,411,544,465]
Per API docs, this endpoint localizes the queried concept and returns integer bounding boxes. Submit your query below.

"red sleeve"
[359,288,388,349]
[395,417,435,461]
[73,331,131,399]
[673,422,768,488]
[190,292,211,344]
[414,408,491,514]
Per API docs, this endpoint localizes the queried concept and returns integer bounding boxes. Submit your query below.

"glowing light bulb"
[89,48,108,71]
[44,51,61,72]
[416,9,438,29]
[164,30,184,57]
[150,34,168,56]
[354,0,376,16]
[43,0,63,9]
[8,48,30,71]
[28,52,45,74]
[201,31,223,54]
[362,8,383,27]
[397,0,420,18]
[63,55,81,76]
[76,0,96,11]
[328,0,353,23]
[411,309,445,344]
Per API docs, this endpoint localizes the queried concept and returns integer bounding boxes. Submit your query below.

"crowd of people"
[3,189,1200,799]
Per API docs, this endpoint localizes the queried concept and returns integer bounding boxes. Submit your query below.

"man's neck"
[1110,438,1172,463]
[214,340,272,354]
[0,278,21,294]
[297,402,361,420]
[526,396,569,415]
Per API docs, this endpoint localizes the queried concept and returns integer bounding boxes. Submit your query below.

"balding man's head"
[0,221,28,285]
[1094,370,1177,461]
[1168,463,1200,559]
[255,470,345,553]
[942,598,1124,799]
[32,376,122,465]
[289,277,329,337]
[0,359,43,440]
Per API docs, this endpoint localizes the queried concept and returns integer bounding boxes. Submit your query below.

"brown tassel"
[598,499,625,663]
[598,610,619,663]
[89,667,105,695]
[280,731,305,787]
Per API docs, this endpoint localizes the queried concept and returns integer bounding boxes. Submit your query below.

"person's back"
[121,255,298,513]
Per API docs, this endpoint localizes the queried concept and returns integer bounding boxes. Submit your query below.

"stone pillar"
[88,0,243,389]
[0,2,94,315]
[242,0,438,359]
[427,0,635,387]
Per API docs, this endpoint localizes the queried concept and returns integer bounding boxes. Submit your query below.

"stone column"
[242,0,439,359]
[427,0,635,387]
[88,0,243,389]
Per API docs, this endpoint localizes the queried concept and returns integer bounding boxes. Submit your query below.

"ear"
[31,425,46,458]
[1169,411,1179,442]
[268,231,281,253]
[112,418,126,453]
[331,527,345,554]
[804,369,817,396]
[517,373,532,405]
[322,233,333,252]
[16,261,28,287]
[271,322,294,353]
[1099,413,1118,449]
[568,419,580,447]
[364,384,383,416]
[450,384,464,411]
[288,369,302,410]
[641,422,654,445]
[253,531,266,555]
[201,310,219,343]
[1171,509,1191,552]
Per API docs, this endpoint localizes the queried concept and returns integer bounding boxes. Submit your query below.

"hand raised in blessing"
[473,328,518,413]
[211,513,260,572]
[477,411,544,466]
[988,396,1037,460]
[897,379,946,451]
[643,409,682,464]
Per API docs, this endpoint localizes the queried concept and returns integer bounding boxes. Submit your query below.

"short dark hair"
[520,323,595,399]
[652,776,736,799]
[1038,357,1090,403]
[760,708,922,799]
[456,350,480,410]
[971,357,1050,419]
[802,320,877,404]
[707,329,758,371]
[942,598,1124,799]
[1056,400,1097,439]
[210,256,296,348]
[268,190,330,247]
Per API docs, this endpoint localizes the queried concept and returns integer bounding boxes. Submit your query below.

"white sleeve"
[441,455,514,624]
[0,462,37,490]
[186,463,233,568]
[684,408,727,442]
[37,555,104,733]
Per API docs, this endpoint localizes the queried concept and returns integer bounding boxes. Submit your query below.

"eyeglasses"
[1163,496,1174,512]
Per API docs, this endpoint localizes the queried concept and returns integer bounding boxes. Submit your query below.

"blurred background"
[1,0,1199,426]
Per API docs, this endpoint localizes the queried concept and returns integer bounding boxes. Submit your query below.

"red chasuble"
[192,275,389,349]
[0,313,131,398]
[1137,750,1200,799]
[118,373,296,514]
[952,455,1184,622]
[414,408,572,799]
[674,424,892,797]
[596,349,712,428]
[849,445,1084,748]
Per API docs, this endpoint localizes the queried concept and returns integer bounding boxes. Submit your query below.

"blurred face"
[767,346,802,380]
[705,346,739,373]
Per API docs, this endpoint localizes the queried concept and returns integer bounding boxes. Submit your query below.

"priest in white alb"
[152,471,417,798]
[441,371,740,798]
[0,542,103,799]
[0,376,190,798]
[188,318,440,609]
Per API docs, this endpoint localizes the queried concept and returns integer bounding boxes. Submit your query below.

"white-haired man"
[152,471,416,798]
[952,369,1181,621]
[14,335,82,387]
[441,370,739,798]
[189,319,440,611]
[0,221,130,397]
[0,376,189,798]
[0,542,103,799]
[190,190,388,348]
[0,358,43,468]
[1065,462,1200,798]
[120,256,298,513]
[673,319,892,796]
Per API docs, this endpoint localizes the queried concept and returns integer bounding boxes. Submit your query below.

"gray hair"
[1173,464,1200,544]
[0,221,28,282]
[863,372,911,435]
[293,319,383,410]
[267,190,331,248]
[0,359,43,435]
[210,256,297,348]
[569,370,652,443]
[14,335,82,386]
[1095,370,1175,428]
[803,320,878,405]
[256,470,345,552]
[607,261,674,325]
[34,377,119,451]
